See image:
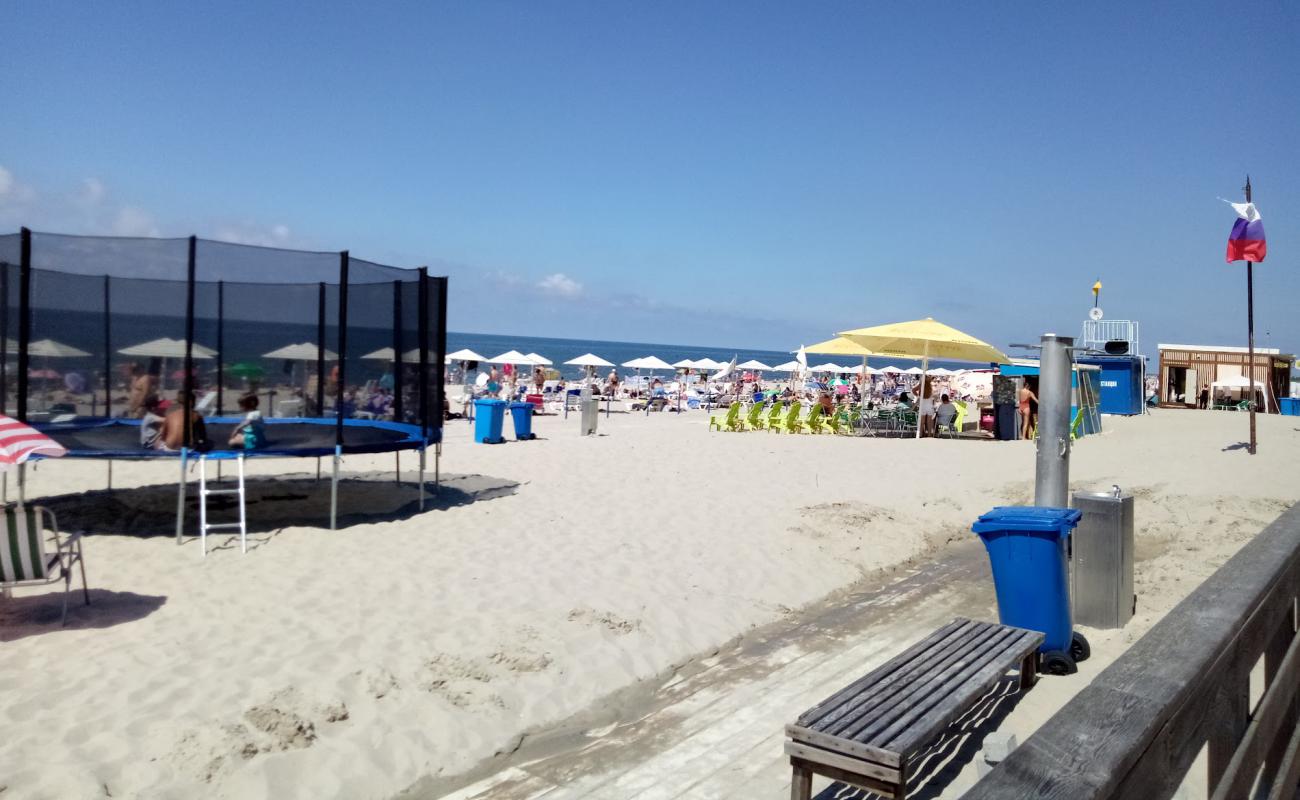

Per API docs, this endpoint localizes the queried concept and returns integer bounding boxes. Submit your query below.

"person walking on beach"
[1198,383,1210,410]
[1019,384,1038,439]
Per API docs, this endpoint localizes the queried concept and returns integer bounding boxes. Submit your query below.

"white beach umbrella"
[880,365,904,374]
[263,343,338,361]
[928,367,954,376]
[694,358,726,371]
[771,360,802,372]
[525,352,552,366]
[636,356,673,371]
[737,359,772,371]
[488,350,533,364]
[808,362,843,373]
[671,358,699,369]
[118,337,215,359]
[861,365,880,375]
[447,348,487,362]
[565,353,615,368]
[904,366,925,375]
[361,347,427,363]
[711,357,737,383]
[8,338,92,358]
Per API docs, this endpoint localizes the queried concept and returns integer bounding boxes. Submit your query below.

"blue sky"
[3,2,1298,355]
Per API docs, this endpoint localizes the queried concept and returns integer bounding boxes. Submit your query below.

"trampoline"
[0,228,449,546]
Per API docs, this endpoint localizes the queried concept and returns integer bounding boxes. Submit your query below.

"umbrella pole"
[915,349,929,440]
[175,448,187,545]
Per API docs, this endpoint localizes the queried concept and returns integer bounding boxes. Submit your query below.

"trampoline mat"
[37,417,429,460]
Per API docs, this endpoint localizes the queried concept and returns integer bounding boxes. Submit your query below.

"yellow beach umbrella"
[804,336,875,357]
[838,318,1008,438]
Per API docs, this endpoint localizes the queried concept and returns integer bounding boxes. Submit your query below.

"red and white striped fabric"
[0,415,66,469]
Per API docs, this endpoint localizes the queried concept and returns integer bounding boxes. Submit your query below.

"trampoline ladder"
[199,454,248,556]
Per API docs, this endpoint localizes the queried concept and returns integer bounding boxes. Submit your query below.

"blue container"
[473,399,508,443]
[509,401,536,440]
[1280,397,1300,417]
[972,506,1082,653]
[1074,355,1145,416]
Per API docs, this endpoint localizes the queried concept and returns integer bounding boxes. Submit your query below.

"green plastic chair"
[1069,408,1085,440]
[762,401,785,431]
[709,401,741,432]
[801,404,824,434]
[742,400,767,431]
[822,408,842,435]
[777,403,805,434]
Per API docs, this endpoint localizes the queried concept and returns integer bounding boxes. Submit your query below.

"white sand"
[1,408,1297,799]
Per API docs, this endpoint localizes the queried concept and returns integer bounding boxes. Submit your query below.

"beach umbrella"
[671,358,699,369]
[904,366,925,375]
[118,337,216,360]
[487,350,533,364]
[839,318,1009,438]
[263,343,338,361]
[361,347,427,363]
[229,361,265,380]
[635,356,673,370]
[0,414,66,468]
[694,358,726,371]
[929,367,955,376]
[771,360,802,372]
[880,365,904,374]
[565,353,615,368]
[861,365,879,375]
[804,336,875,358]
[808,363,844,373]
[7,339,92,359]
[447,348,486,362]
[737,359,772,371]
[525,352,552,366]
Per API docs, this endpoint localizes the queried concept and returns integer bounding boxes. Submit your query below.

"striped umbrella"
[0,415,66,469]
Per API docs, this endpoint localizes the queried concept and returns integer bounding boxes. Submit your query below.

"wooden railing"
[965,503,1300,800]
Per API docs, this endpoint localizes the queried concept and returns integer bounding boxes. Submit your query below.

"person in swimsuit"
[1019,384,1038,439]
[228,394,266,449]
[140,395,166,449]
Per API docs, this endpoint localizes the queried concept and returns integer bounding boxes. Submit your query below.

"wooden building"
[1157,343,1293,412]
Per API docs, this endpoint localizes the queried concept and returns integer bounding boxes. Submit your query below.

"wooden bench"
[785,617,1044,799]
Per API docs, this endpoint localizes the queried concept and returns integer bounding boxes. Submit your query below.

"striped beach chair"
[0,506,89,626]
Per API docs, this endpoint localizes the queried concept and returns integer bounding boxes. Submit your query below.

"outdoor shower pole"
[1034,334,1073,508]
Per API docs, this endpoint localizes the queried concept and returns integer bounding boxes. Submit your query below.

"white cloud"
[111,206,160,237]
[0,166,13,196]
[211,221,296,248]
[77,178,106,206]
[538,272,583,297]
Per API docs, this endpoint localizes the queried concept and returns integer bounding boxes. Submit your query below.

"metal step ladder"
[199,454,247,555]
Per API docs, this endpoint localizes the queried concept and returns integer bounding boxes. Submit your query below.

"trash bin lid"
[971,506,1082,535]
[509,401,533,409]
[473,398,508,407]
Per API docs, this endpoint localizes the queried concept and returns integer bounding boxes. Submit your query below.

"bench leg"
[790,762,813,800]
[1020,652,1038,690]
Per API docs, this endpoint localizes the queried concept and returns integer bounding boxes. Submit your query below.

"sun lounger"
[785,618,1042,799]
[0,506,90,626]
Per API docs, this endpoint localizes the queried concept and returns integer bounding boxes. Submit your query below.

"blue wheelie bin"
[972,506,1085,674]
[473,399,508,443]
[509,401,536,440]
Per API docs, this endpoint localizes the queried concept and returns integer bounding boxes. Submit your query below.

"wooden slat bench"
[785,617,1044,799]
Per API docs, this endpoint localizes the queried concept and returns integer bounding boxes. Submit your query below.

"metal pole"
[103,275,111,416]
[336,251,349,446]
[216,280,225,416]
[330,444,340,530]
[417,269,429,438]
[0,260,8,416]
[17,462,25,506]
[17,228,31,423]
[175,447,188,544]
[316,282,326,416]
[392,280,403,422]
[183,236,196,448]
[1245,176,1257,455]
[1034,334,1074,507]
[419,447,426,510]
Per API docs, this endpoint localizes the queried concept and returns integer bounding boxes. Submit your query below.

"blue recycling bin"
[509,401,536,440]
[972,506,1082,654]
[1280,397,1300,417]
[473,399,508,444]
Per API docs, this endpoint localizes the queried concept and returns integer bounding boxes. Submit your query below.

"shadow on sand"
[35,471,521,539]
[814,677,1028,800]
[0,588,167,642]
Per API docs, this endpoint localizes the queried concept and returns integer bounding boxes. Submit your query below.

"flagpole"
[1245,175,1257,455]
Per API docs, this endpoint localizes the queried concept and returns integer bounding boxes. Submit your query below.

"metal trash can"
[509,401,536,441]
[1071,488,1135,629]
[972,506,1089,674]
[472,399,507,444]
[579,388,599,435]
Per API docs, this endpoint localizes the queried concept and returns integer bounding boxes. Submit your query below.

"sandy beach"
[2,408,1298,799]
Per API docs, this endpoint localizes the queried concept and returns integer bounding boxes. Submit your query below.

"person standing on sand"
[1019,384,1038,439]
[1198,384,1210,409]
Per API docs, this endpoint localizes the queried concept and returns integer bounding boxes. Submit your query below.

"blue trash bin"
[1281,397,1300,417]
[509,401,535,440]
[972,506,1082,657]
[473,399,508,444]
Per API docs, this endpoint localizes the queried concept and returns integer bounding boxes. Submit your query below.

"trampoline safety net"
[0,229,447,451]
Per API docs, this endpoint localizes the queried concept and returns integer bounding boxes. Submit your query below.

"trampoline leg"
[395,451,400,485]
[107,460,112,492]
[2,472,7,505]
[419,448,425,511]
[435,443,441,494]
[330,445,340,531]
[175,448,188,545]
[316,457,321,482]
[17,463,25,507]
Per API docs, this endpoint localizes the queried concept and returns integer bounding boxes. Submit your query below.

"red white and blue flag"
[1225,201,1266,263]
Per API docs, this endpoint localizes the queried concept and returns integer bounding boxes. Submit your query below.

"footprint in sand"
[567,606,642,635]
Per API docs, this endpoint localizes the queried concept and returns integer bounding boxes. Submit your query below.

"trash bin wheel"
[1041,650,1077,676]
[1070,631,1091,663]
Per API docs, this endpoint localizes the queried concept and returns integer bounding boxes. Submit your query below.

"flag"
[1226,201,1267,263]
[1092,280,1102,296]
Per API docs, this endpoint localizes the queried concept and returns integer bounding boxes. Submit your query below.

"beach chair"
[708,401,742,432]
[761,401,785,431]
[0,506,89,626]
[800,404,824,434]
[1069,408,1085,440]
[772,402,802,434]
[742,400,767,431]
[821,408,843,435]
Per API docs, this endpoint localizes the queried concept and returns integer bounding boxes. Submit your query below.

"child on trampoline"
[229,394,267,450]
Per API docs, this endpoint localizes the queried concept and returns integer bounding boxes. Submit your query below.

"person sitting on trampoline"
[161,391,210,451]
[228,394,267,450]
[140,395,166,449]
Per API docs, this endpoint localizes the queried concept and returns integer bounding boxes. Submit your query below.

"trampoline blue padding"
[36,417,436,460]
